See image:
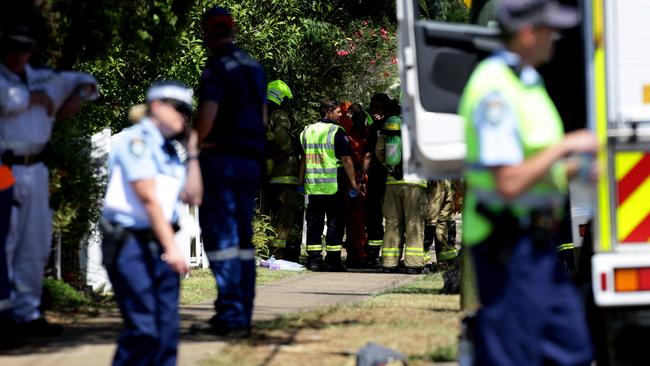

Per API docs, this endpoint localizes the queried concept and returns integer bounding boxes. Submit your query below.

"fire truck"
[397,0,650,364]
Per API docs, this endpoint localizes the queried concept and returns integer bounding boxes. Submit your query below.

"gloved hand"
[295,185,304,194]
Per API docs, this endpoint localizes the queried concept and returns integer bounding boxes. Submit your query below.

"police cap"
[1,24,36,52]
[146,80,194,115]
[497,0,579,33]
[202,6,235,37]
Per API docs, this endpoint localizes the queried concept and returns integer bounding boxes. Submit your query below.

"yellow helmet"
[267,80,293,106]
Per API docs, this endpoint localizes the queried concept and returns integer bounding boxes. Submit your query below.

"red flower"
[380,28,388,39]
[336,50,350,56]
[370,59,376,65]
[384,72,390,77]
[391,57,398,64]
[362,20,369,26]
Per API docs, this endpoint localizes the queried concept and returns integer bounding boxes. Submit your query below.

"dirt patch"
[200,273,462,366]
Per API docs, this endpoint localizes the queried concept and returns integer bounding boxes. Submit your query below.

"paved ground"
[0,271,428,366]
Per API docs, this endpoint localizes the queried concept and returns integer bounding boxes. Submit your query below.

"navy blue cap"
[1,24,36,52]
[202,6,234,33]
[497,0,579,32]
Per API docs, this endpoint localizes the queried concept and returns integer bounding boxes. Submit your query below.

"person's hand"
[185,129,200,157]
[358,181,367,195]
[562,129,599,155]
[351,181,366,197]
[30,90,54,116]
[162,247,189,274]
[566,153,600,182]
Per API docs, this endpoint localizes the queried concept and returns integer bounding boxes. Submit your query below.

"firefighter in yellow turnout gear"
[376,116,427,274]
[266,80,302,262]
[424,180,458,266]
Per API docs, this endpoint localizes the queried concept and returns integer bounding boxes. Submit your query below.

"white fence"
[84,129,208,293]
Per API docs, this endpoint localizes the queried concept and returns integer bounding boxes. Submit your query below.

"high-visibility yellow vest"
[300,122,342,195]
[459,57,568,246]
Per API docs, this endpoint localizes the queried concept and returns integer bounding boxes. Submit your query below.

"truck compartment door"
[397,0,500,179]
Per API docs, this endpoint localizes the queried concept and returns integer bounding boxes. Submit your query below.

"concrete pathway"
[0,271,421,366]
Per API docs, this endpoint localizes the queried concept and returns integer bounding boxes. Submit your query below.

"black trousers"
[305,192,345,265]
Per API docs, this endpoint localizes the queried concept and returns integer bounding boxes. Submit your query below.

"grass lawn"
[199,272,462,366]
[180,268,305,305]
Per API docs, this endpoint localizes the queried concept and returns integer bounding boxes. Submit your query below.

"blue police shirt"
[474,50,543,167]
[199,43,267,158]
[103,118,186,229]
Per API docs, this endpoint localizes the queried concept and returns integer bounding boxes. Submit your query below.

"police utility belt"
[1,151,45,166]
[477,203,559,264]
[99,218,180,268]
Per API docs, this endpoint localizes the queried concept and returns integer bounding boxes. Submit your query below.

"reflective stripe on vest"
[300,122,342,195]
[269,176,298,185]
[326,245,342,252]
[459,57,568,246]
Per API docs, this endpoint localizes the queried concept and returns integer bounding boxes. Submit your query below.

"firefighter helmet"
[267,80,293,106]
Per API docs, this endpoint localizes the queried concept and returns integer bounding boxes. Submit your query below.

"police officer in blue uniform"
[102,80,202,366]
[0,22,98,336]
[0,165,14,348]
[459,1,597,365]
[193,6,267,337]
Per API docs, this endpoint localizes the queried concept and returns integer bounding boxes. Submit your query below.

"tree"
[0,0,467,287]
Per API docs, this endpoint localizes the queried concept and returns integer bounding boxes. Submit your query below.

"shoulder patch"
[128,138,147,158]
[477,92,509,126]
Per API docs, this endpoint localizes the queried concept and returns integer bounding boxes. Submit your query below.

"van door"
[397,0,500,179]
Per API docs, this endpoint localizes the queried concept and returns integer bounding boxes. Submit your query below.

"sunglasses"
[162,99,193,119]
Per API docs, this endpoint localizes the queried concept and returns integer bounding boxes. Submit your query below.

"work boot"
[364,257,382,270]
[307,261,323,272]
[382,267,398,273]
[364,245,382,270]
[402,267,426,275]
[325,262,347,272]
[344,257,366,269]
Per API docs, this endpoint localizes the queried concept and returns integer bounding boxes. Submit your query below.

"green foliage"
[1,0,407,285]
[252,209,275,259]
[419,0,470,22]
[202,0,400,130]
[48,117,106,285]
[42,278,97,311]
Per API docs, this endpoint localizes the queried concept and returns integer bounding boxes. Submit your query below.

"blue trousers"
[199,154,259,330]
[471,235,593,366]
[107,235,179,366]
[0,187,13,319]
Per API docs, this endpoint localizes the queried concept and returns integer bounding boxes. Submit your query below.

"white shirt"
[0,63,98,155]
